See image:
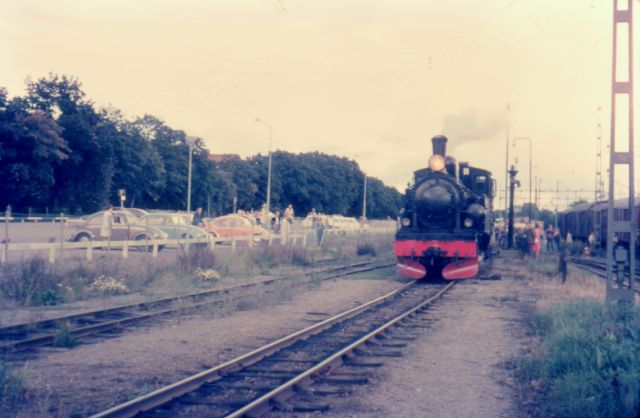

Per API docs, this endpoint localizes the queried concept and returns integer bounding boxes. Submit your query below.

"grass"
[53,323,76,348]
[518,301,640,418]
[513,256,640,418]
[0,359,24,412]
[0,233,394,307]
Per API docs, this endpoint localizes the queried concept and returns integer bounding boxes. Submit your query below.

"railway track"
[0,260,391,354]
[90,280,454,418]
[571,257,640,292]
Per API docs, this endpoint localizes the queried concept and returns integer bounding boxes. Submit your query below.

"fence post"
[4,205,10,264]
[231,236,236,254]
[123,241,129,259]
[48,246,55,264]
[59,212,65,262]
[152,242,158,258]
[302,232,307,247]
[209,235,216,253]
[86,243,93,261]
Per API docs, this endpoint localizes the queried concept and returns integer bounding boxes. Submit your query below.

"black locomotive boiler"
[395,135,495,280]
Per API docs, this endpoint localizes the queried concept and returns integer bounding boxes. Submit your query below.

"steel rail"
[0,260,391,353]
[226,281,454,417]
[90,281,420,418]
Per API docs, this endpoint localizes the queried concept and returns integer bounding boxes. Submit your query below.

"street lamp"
[513,137,532,222]
[186,135,198,213]
[255,118,273,216]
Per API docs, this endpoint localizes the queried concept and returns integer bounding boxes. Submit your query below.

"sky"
[0,0,626,211]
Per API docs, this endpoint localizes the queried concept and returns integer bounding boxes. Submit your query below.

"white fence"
[0,227,397,264]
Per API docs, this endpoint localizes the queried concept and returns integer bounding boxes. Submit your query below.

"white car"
[326,215,362,230]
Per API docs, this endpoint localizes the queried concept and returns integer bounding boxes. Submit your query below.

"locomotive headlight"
[428,154,446,172]
[401,217,411,227]
[463,218,473,228]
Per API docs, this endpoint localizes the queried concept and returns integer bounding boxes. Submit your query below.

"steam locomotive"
[395,135,495,280]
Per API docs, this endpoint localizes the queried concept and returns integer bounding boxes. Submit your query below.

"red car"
[205,214,270,242]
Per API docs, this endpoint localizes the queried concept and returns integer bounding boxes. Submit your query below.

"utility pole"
[504,103,510,224]
[555,181,559,229]
[594,121,604,252]
[606,0,635,304]
[508,165,519,249]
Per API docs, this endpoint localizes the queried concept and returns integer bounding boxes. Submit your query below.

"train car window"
[462,167,470,176]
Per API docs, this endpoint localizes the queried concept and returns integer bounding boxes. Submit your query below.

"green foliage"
[176,246,217,271]
[520,301,640,418]
[0,256,64,306]
[53,323,77,348]
[0,359,24,411]
[248,244,310,270]
[2,74,402,217]
[356,241,377,257]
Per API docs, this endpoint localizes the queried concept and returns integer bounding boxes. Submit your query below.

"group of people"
[254,203,295,233]
[495,222,566,258]
[495,222,570,283]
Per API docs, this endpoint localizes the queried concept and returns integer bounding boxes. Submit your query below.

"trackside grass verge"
[516,301,640,418]
[0,359,24,412]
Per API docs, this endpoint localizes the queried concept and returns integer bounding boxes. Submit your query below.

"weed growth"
[517,301,640,418]
[0,359,23,412]
[356,241,377,257]
[177,247,216,271]
[0,256,63,306]
[53,323,76,348]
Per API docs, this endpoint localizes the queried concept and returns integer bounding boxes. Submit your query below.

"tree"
[102,109,165,208]
[0,90,68,211]
[26,74,115,213]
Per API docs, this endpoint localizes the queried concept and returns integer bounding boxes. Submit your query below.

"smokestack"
[432,135,447,157]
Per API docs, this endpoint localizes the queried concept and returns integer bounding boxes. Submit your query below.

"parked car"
[325,215,362,230]
[205,214,270,242]
[138,212,208,243]
[114,207,149,218]
[67,210,168,245]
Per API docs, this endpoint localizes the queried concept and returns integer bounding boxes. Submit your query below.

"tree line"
[0,74,402,218]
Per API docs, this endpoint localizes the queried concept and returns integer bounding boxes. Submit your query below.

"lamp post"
[186,135,198,213]
[508,165,519,249]
[513,137,532,222]
[255,118,273,216]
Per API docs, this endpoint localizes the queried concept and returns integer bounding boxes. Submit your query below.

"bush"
[519,301,640,418]
[248,244,310,270]
[356,241,377,257]
[177,247,216,271]
[0,256,64,306]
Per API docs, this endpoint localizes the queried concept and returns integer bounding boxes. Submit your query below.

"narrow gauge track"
[0,260,390,354]
[91,281,454,418]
